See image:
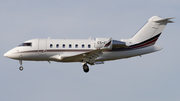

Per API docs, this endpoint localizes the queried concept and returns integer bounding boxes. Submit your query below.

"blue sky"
[1,0,180,101]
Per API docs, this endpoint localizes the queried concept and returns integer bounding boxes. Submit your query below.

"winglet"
[101,38,112,50]
[104,38,112,47]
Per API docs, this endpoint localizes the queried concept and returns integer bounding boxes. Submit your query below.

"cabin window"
[56,44,59,48]
[62,44,65,48]
[69,44,72,48]
[18,43,32,46]
[88,44,91,48]
[82,44,85,48]
[75,44,78,48]
[50,44,53,48]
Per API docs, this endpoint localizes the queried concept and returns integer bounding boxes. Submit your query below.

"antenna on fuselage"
[48,36,51,39]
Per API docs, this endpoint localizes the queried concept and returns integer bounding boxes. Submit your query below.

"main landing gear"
[19,60,23,71]
[83,63,89,73]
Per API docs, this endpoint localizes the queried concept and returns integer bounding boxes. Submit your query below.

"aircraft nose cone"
[4,52,10,58]
[4,48,20,60]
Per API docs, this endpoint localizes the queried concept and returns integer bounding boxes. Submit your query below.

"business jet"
[4,16,173,73]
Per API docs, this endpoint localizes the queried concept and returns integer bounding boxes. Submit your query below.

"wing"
[60,49,103,65]
[50,38,112,65]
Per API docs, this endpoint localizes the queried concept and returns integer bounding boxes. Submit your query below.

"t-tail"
[129,16,173,48]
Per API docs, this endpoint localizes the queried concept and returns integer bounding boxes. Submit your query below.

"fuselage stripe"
[18,33,161,53]
[109,33,161,51]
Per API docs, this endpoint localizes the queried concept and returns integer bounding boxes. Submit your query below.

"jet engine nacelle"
[112,40,128,49]
[94,38,128,50]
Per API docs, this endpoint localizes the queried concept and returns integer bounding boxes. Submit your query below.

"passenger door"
[38,39,47,54]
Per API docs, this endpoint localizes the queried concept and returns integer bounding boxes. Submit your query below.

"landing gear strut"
[19,60,23,71]
[83,63,89,73]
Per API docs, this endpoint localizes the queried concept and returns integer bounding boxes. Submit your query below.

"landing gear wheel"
[83,64,89,73]
[19,66,23,71]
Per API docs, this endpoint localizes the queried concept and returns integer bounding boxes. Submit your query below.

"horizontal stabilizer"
[153,17,174,23]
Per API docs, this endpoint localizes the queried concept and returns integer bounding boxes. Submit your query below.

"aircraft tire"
[83,64,89,73]
[19,66,23,71]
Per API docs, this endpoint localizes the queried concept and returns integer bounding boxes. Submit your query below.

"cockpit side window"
[18,43,32,46]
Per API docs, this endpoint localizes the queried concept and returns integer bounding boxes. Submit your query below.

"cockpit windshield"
[18,43,32,46]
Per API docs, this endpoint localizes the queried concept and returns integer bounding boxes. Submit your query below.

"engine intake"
[112,40,128,49]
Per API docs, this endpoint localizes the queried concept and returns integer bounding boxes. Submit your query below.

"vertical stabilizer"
[131,16,173,44]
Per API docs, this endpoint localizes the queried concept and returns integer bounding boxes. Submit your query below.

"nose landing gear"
[19,60,23,71]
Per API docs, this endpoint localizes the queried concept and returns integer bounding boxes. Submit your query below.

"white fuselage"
[4,38,162,63]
